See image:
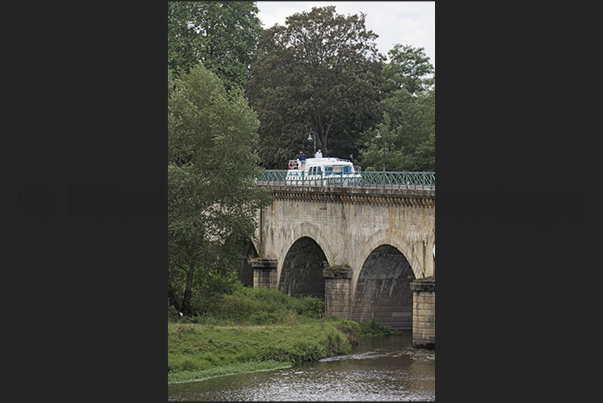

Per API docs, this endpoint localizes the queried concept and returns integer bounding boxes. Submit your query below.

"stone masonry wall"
[323,267,352,319]
[251,259,278,289]
[411,277,435,349]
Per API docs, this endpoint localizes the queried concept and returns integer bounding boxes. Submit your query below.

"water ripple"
[168,335,435,401]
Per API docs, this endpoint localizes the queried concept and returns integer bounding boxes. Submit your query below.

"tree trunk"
[180,260,196,315]
[168,281,180,312]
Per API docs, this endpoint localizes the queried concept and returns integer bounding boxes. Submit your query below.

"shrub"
[288,296,325,318]
[332,320,362,346]
[323,326,351,355]
[193,284,325,326]
[168,298,180,322]
[190,271,243,315]
[358,318,394,335]
[248,311,280,325]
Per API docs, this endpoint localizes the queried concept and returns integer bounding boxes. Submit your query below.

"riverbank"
[168,284,400,384]
[168,320,362,384]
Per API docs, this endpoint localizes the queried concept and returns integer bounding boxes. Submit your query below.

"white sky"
[256,1,435,67]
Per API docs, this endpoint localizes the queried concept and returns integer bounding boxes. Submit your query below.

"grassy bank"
[168,320,360,383]
[168,284,396,384]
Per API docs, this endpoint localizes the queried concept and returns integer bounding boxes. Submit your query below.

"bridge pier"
[322,266,353,320]
[250,258,278,289]
[410,277,435,349]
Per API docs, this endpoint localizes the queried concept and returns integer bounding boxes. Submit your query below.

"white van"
[285,157,361,186]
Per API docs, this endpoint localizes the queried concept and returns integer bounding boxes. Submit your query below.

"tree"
[357,45,435,172]
[168,2,202,76]
[382,44,434,96]
[168,64,271,314]
[246,6,385,168]
[168,1,262,91]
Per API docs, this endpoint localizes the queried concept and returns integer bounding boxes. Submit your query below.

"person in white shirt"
[315,149,323,158]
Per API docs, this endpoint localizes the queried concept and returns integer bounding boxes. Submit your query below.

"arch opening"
[279,237,327,299]
[352,245,416,329]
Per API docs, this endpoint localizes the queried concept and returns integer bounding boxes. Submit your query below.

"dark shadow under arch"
[279,237,327,299]
[352,244,415,329]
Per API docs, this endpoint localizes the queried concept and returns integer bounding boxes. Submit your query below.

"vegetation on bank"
[168,284,398,384]
[168,321,355,384]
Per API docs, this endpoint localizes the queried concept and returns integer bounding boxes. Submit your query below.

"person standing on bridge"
[299,151,307,170]
[315,149,323,158]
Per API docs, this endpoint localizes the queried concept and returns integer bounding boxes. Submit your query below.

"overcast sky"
[256,1,435,67]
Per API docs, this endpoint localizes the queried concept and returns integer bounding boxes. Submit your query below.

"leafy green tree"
[168,64,271,314]
[382,44,434,96]
[357,45,435,172]
[168,1,262,90]
[168,2,202,76]
[246,5,385,168]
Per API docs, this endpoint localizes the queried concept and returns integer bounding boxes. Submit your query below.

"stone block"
[413,321,435,330]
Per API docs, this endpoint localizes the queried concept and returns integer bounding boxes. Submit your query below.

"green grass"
[168,320,356,383]
[168,284,400,384]
[168,359,291,384]
[168,319,362,384]
[174,285,325,326]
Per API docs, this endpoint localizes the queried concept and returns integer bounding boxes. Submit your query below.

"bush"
[358,318,394,335]
[248,311,281,325]
[332,320,362,346]
[189,271,243,315]
[323,325,351,355]
[195,285,325,326]
[168,298,180,322]
[288,295,325,318]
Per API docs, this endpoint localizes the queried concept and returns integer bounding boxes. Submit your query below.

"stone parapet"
[260,185,435,208]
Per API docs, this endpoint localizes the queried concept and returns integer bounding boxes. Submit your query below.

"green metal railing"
[256,170,435,189]
[258,170,288,185]
[359,171,435,189]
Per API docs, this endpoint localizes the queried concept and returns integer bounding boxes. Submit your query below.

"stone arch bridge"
[240,185,435,346]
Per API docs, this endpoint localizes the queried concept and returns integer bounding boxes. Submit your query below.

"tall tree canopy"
[168,64,271,314]
[168,1,262,90]
[246,5,385,168]
[382,44,434,96]
[357,45,435,172]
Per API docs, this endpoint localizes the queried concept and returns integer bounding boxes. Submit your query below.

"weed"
[286,310,299,326]
[358,318,394,335]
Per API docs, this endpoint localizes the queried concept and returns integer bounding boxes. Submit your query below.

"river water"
[167,334,435,401]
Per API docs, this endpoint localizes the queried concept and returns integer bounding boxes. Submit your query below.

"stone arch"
[351,244,416,330]
[278,236,328,300]
[358,228,424,284]
[278,222,337,268]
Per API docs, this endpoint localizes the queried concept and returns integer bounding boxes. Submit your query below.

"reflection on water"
[168,334,434,401]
